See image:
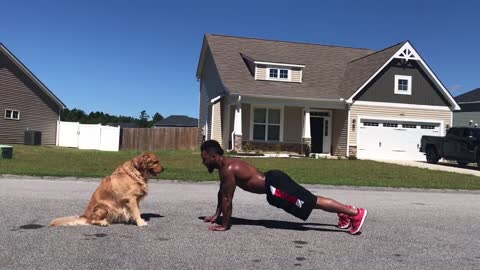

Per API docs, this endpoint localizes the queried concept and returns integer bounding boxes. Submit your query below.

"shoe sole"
[338,223,351,229]
[350,209,367,235]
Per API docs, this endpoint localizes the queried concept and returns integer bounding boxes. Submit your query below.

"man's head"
[200,140,224,173]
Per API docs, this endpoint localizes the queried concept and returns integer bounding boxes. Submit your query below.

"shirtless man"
[200,140,368,235]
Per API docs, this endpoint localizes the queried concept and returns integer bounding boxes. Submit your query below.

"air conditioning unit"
[24,130,42,145]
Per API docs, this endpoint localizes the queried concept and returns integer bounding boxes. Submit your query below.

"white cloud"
[449,84,463,93]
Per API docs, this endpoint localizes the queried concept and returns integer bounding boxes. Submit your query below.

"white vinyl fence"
[56,121,120,151]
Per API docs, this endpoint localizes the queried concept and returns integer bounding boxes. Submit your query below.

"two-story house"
[196,34,459,161]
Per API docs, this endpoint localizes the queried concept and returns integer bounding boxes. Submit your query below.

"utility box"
[0,145,13,159]
[24,130,42,145]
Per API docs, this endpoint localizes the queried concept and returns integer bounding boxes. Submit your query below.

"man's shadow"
[198,216,347,233]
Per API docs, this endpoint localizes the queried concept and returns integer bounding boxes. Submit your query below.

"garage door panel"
[358,119,440,160]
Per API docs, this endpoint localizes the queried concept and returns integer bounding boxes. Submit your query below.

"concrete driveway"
[376,160,480,177]
[0,177,479,270]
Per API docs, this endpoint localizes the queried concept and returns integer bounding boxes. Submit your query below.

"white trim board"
[346,42,460,111]
[352,101,451,111]
[254,60,305,68]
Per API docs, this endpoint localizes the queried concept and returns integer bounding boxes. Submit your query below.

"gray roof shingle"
[455,88,480,103]
[155,115,198,127]
[203,34,406,100]
[339,42,406,99]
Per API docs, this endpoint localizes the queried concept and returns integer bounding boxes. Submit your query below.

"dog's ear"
[132,153,149,171]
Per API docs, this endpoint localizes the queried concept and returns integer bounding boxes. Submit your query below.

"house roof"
[0,43,66,109]
[197,34,459,110]
[455,88,480,103]
[199,34,374,100]
[108,122,139,128]
[339,42,406,99]
[154,115,198,127]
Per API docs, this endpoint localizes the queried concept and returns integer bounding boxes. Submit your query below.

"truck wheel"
[456,160,468,167]
[426,146,439,164]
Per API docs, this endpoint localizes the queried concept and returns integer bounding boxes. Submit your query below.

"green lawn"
[1,144,479,190]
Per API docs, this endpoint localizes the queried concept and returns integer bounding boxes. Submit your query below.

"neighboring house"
[453,88,480,127]
[108,122,139,128]
[196,34,460,160]
[0,43,65,145]
[154,115,198,127]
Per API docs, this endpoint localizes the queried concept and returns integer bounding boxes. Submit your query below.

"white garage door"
[357,119,441,160]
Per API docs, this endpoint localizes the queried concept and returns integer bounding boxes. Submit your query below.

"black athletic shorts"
[264,170,317,221]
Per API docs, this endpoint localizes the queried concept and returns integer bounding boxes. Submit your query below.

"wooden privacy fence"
[120,127,201,151]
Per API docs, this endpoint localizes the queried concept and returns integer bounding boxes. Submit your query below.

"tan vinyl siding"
[255,65,267,80]
[241,103,251,140]
[211,100,223,145]
[0,54,60,145]
[198,82,209,138]
[291,68,302,83]
[331,109,348,156]
[349,104,452,146]
[283,106,302,143]
[221,98,230,149]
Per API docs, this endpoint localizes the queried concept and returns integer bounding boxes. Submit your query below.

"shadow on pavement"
[198,216,346,233]
[141,213,164,221]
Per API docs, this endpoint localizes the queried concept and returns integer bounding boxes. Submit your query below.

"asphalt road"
[0,177,479,270]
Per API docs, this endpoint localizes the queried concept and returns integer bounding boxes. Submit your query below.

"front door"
[310,117,324,153]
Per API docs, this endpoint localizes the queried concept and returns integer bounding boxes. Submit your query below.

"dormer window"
[253,61,305,82]
[267,67,290,81]
[269,68,278,78]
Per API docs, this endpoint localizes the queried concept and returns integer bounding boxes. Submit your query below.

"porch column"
[302,108,311,151]
[232,96,242,151]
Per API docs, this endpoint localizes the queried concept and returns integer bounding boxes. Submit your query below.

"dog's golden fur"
[50,152,163,227]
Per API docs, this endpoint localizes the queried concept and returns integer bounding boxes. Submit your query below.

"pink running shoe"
[337,205,354,229]
[349,208,368,235]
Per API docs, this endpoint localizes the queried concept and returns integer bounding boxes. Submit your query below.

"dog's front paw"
[98,220,109,226]
[136,219,148,227]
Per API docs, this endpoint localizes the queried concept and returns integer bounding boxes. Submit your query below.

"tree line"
[60,108,164,128]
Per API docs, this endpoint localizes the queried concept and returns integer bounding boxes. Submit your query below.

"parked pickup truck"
[420,127,480,167]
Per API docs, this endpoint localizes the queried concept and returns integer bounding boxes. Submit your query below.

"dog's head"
[132,152,163,177]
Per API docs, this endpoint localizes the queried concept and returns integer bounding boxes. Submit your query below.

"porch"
[208,95,349,156]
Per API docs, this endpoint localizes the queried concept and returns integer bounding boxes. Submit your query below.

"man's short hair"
[201,140,224,156]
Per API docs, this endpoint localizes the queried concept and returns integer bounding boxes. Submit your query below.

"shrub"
[303,144,311,157]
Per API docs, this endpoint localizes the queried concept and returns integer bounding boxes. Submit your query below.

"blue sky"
[1,0,479,119]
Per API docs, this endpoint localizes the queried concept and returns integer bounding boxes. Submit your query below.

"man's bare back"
[219,158,265,194]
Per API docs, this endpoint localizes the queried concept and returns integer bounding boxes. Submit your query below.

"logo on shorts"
[270,186,304,208]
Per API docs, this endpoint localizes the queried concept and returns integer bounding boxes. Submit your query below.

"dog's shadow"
[198,216,346,233]
[141,213,164,221]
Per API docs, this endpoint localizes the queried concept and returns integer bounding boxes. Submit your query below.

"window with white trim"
[402,124,417,129]
[5,109,20,120]
[363,122,379,127]
[421,125,435,130]
[383,123,398,128]
[394,75,412,95]
[267,67,290,81]
[252,108,281,141]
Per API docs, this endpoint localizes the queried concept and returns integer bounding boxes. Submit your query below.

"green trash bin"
[0,145,13,159]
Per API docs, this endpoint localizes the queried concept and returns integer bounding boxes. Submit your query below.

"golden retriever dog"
[50,152,163,227]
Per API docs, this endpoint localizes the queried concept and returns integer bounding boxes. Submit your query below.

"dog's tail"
[49,216,88,227]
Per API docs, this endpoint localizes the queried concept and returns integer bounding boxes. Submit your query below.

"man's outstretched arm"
[204,189,222,223]
[208,171,236,231]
